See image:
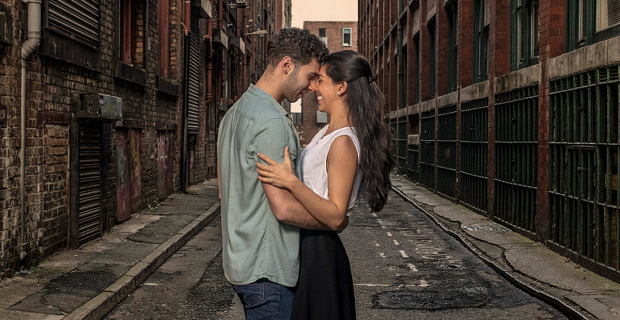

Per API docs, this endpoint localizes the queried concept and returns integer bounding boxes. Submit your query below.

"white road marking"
[393,239,400,246]
[379,252,386,258]
[386,232,392,237]
[373,240,381,247]
[371,213,378,217]
[407,263,418,272]
[419,279,430,288]
[399,250,409,258]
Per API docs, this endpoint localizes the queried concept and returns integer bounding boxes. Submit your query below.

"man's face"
[283,58,320,103]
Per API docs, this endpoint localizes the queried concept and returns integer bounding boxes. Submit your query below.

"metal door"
[77,121,103,244]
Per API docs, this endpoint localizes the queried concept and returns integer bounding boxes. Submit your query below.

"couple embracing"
[217,28,393,320]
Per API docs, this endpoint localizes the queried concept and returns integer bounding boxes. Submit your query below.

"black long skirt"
[290,228,356,320]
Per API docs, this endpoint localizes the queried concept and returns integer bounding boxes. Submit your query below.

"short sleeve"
[251,118,296,166]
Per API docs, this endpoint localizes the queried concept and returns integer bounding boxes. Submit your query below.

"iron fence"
[460,99,488,212]
[420,110,436,189]
[549,65,620,270]
[437,105,457,198]
[495,86,538,232]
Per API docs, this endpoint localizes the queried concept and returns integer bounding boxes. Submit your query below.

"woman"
[256,50,393,319]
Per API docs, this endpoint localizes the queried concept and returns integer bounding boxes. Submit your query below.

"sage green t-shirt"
[217,84,301,287]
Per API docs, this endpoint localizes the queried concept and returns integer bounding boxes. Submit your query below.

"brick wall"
[0,0,215,276]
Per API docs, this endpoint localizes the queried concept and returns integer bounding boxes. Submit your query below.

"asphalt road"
[105,191,567,319]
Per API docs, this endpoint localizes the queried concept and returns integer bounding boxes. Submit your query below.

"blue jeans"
[232,278,295,320]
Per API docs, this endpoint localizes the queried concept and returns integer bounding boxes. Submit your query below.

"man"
[217,28,329,319]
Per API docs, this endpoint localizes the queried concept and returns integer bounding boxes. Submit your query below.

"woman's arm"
[257,135,358,231]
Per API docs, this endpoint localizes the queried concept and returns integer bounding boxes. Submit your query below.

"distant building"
[296,21,358,145]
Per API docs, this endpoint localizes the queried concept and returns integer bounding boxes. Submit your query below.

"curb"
[390,186,593,320]
[62,202,221,320]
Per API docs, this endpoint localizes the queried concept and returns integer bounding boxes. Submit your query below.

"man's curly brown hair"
[266,28,329,68]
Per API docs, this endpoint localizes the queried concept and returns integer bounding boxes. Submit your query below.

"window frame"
[566,0,620,52]
[342,27,352,46]
[447,2,458,92]
[474,0,489,83]
[511,0,539,71]
[119,0,146,67]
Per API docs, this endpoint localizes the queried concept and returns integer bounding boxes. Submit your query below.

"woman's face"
[313,65,341,113]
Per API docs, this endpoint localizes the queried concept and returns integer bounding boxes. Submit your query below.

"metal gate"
[460,98,488,212]
[437,105,457,198]
[495,86,538,232]
[77,121,103,245]
[549,66,620,270]
[397,116,408,174]
[48,0,100,48]
[420,110,436,189]
[187,14,201,134]
[407,114,420,181]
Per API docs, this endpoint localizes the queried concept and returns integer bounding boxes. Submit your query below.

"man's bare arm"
[262,182,345,231]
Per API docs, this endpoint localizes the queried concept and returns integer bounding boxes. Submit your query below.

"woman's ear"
[339,81,348,95]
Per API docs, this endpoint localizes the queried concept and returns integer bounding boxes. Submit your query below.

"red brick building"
[0,0,286,277]
[358,0,620,281]
[296,21,358,145]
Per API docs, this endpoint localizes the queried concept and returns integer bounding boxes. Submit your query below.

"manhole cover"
[374,288,489,310]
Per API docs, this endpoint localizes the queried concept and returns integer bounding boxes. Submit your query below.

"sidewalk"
[390,174,620,320]
[0,179,221,320]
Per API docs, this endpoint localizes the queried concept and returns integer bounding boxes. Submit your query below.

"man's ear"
[279,56,294,75]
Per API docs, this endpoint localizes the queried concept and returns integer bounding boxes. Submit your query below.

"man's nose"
[308,80,317,92]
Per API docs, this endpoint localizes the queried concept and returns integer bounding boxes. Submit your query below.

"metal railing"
[420,110,436,189]
[495,86,538,232]
[437,105,457,198]
[460,99,488,212]
[549,65,620,270]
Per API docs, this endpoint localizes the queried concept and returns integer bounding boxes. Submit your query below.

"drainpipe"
[20,0,42,260]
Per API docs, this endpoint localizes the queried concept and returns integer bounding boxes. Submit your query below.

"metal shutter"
[188,14,201,134]
[77,122,103,245]
[48,0,100,49]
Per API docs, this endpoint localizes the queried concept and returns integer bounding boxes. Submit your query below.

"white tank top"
[299,126,363,215]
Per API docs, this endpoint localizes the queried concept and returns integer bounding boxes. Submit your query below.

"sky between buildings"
[290,0,358,112]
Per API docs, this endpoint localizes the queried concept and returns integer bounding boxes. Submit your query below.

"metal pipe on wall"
[20,0,42,260]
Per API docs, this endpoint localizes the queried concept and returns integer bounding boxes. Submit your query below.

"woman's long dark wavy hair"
[323,50,394,212]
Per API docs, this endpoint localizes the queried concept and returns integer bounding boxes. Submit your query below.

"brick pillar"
[436,3,450,96]
[537,0,565,241]
[484,0,510,216]
[458,0,474,88]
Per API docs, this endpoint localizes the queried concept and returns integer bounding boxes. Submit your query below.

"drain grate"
[374,287,489,310]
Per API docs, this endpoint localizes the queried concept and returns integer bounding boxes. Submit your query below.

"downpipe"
[19,0,42,261]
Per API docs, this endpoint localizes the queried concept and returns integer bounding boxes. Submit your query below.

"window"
[511,0,539,70]
[319,28,328,46]
[159,0,170,77]
[121,0,145,66]
[597,0,620,31]
[567,0,620,51]
[447,3,458,92]
[474,0,489,83]
[428,21,436,98]
[48,0,100,49]
[343,28,352,46]
[414,35,420,103]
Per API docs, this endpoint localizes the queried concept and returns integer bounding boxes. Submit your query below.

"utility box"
[100,94,122,120]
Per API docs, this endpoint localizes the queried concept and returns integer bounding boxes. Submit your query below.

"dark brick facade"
[0,0,278,277]
[359,0,620,280]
